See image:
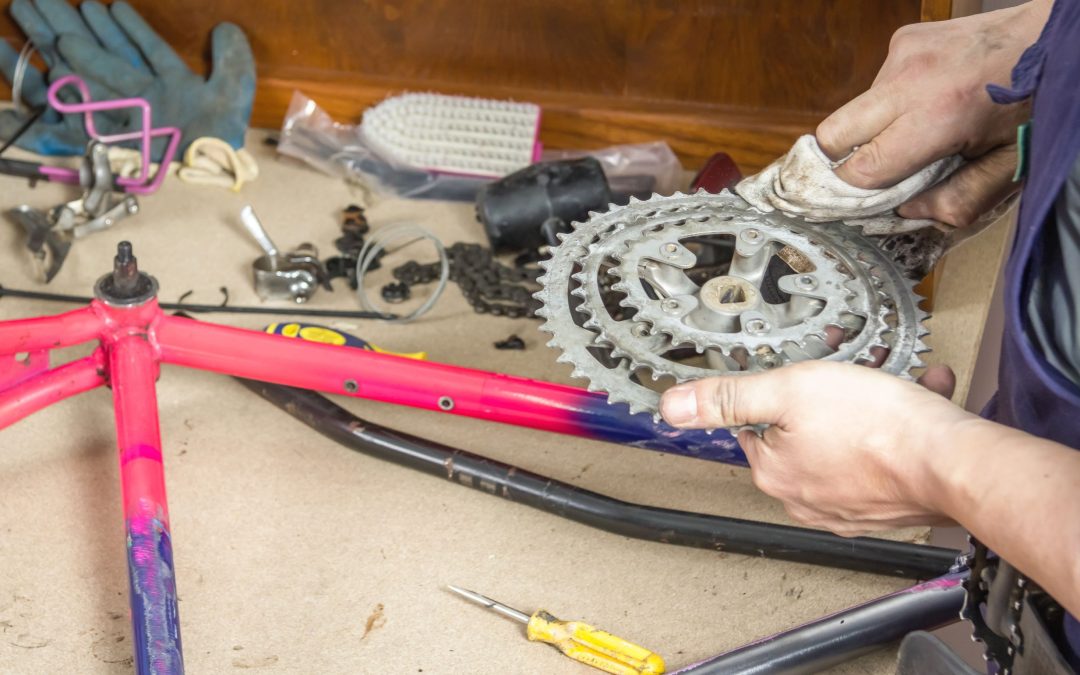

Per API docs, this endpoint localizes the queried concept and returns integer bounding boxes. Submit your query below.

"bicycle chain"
[391,242,543,319]
[962,538,1065,674]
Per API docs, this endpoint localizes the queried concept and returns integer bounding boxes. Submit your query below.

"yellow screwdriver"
[447,585,665,675]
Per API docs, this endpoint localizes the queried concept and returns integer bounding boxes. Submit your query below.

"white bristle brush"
[360,92,542,179]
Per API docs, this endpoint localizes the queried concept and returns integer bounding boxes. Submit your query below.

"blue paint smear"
[571,393,748,466]
[127,518,184,675]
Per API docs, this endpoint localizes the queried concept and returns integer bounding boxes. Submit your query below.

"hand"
[815,1,1052,227]
[0,0,255,157]
[659,361,970,536]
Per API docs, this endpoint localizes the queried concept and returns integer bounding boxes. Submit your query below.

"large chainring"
[534,190,931,415]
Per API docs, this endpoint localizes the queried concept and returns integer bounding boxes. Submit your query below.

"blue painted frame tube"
[570,393,746,464]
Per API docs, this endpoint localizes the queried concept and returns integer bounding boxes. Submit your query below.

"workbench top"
[0,132,1008,674]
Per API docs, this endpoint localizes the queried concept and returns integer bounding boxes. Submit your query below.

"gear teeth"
[555,232,569,242]
[532,190,930,417]
[627,402,650,416]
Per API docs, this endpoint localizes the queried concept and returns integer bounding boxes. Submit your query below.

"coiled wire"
[355,222,449,323]
[11,43,35,115]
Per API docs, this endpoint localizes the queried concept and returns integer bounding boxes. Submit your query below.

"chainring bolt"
[744,318,770,335]
[740,228,762,243]
[660,298,681,314]
[796,274,818,291]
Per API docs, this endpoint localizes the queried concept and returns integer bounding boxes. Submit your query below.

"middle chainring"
[534,190,930,415]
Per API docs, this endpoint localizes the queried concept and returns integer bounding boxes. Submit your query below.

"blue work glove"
[0,0,255,158]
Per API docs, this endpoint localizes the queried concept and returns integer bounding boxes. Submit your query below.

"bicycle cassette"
[534,190,931,415]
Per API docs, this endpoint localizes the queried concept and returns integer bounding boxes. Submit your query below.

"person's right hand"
[815,0,1053,227]
[658,361,968,536]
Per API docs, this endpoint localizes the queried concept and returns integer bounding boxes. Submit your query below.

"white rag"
[735,134,963,236]
[177,137,260,192]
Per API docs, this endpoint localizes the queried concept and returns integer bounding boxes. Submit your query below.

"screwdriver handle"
[526,610,666,675]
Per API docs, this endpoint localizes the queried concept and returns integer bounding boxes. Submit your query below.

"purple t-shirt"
[983,0,1080,667]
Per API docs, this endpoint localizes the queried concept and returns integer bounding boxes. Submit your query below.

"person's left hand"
[659,361,968,536]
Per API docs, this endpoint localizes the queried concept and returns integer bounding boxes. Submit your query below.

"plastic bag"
[542,142,683,197]
[277,91,489,201]
[278,90,684,201]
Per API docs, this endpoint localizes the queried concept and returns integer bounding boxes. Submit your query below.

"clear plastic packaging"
[542,141,683,197]
[278,91,684,201]
[278,91,488,201]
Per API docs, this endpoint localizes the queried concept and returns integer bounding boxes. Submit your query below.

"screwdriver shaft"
[448,585,531,624]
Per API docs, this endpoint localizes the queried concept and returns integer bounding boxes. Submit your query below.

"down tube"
[110,336,183,674]
[157,316,746,464]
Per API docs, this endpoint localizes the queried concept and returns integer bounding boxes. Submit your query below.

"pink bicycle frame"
[0,244,737,674]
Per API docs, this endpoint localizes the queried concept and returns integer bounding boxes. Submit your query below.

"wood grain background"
[0,0,952,170]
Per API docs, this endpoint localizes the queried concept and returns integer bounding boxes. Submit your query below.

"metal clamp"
[9,141,140,283]
[241,205,330,303]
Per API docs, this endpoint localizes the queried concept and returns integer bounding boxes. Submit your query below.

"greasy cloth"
[732,134,989,279]
[735,134,963,236]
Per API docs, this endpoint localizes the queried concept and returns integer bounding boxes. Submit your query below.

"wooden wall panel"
[0,0,947,170]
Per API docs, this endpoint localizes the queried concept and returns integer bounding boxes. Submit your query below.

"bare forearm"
[922,417,1080,616]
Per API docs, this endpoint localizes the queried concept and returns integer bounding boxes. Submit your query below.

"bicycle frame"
[0,244,752,673]
[0,244,967,673]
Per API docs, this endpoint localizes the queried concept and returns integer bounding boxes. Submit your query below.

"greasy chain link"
[533,190,931,416]
[962,539,1021,674]
[391,242,543,319]
[962,538,1065,674]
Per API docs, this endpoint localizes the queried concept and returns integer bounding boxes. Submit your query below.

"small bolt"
[740,229,762,243]
[343,379,358,393]
[438,396,455,411]
[757,354,781,369]
[744,318,770,335]
[662,242,679,257]
[796,274,818,291]
[660,298,681,313]
[631,323,651,337]
[112,241,139,295]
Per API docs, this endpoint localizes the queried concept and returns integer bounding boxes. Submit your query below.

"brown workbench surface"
[0,132,1007,673]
